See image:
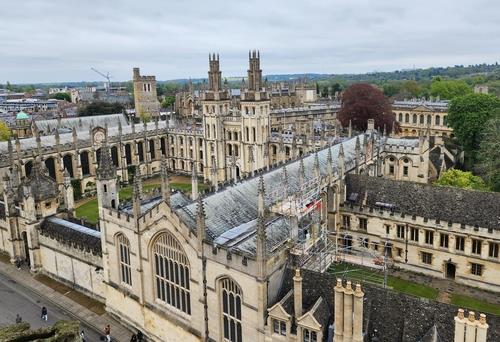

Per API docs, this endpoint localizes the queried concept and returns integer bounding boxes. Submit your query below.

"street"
[0,271,103,341]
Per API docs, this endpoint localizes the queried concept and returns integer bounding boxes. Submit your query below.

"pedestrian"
[137,330,143,341]
[130,334,137,342]
[80,330,86,342]
[15,314,22,324]
[104,324,111,342]
[15,257,21,270]
[41,306,48,321]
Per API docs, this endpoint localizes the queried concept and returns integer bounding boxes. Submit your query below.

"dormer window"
[273,319,286,336]
[302,328,317,342]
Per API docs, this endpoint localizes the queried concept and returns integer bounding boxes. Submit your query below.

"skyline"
[2,0,500,83]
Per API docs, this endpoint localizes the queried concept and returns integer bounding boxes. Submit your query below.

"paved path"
[0,261,134,342]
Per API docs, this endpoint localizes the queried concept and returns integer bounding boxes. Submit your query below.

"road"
[0,271,103,341]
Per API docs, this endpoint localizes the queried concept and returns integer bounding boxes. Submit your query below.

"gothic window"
[153,233,191,315]
[252,127,256,142]
[246,127,249,142]
[117,234,132,286]
[455,236,465,252]
[234,132,238,141]
[425,230,434,245]
[403,166,409,177]
[489,243,499,258]
[472,239,482,255]
[396,225,405,239]
[302,328,317,342]
[221,277,242,342]
[440,234,449,248]
[410,228,419,242]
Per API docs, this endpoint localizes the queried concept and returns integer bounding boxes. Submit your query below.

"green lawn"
[329,263,439,300]
[451,294,500,315]
[75,182,207,224]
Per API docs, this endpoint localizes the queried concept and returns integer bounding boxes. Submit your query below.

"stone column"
[334,279,344,342]
[353,284,364,342]
[293,269,303,319]
[343,281,354,342]
[476,314,489,342]
[454,309,466,342]
[464,311,477,342]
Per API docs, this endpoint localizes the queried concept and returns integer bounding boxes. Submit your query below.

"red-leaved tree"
[338,83,398,133]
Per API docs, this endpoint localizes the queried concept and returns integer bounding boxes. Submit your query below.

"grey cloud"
[1,0,499,83]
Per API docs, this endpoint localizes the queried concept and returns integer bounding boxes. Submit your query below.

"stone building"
[133,67,161,118]
[393,99,452,140]
[0,127,498,341]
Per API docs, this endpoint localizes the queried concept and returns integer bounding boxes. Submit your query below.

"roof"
[16,111,29,120]
[17,158,59,202]
[345,174,500,230]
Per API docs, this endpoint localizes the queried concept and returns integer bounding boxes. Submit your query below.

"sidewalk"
[0,260,133,342]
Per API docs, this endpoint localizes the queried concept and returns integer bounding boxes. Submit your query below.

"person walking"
[136,330,143,342]
[104,324,111,342]
[130,334,137,342]
[80,330,86,342]
[15,314,22,324]
[41,306,48,321]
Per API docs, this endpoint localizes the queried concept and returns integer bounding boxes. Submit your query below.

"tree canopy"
[77,101,125,117]
[429,79,472,100]
[338,83,397,133]
[476,116,500,192]
[161,95,175,109]
[0,121,11,141]
[447,93,500,156]
[434,169,489,191]
[49,92,71,102]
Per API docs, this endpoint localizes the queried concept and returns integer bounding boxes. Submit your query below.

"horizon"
[2,0,500,84]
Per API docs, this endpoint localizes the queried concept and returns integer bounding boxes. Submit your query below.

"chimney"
[343,281,354,342]
[293,269,303,318]
[353,284,364,342]
[476,314,489,342]
[334,279,345,342]
[454,309,466,342]
[465,311,477,342]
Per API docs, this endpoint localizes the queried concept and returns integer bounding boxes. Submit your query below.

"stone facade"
[133,67,160,118]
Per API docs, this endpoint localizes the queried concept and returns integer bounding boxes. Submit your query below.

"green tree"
[400,80,420,98]
[382,82,401,97]
[447,93,500,158]
[50,92,71,102]
[0,121,11,141]
[6,81,12,91]
[77,101,125,116]
[161,95,175,109]
[434,169,489,191]
[476,115,500,191]
[430,79,472,100]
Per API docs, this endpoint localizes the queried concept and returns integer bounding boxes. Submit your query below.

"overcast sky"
[2,0,499,84]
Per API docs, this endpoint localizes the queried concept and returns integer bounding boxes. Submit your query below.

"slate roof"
[345,174,500,230]
[17,159,59,202]
[39,216,102,255]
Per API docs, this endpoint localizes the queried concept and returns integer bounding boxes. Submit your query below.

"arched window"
[405,113,409,123]
[435,115,440,126]
[412,114,417,124]
[398,113,403,122]
[427,115,432,125]
[252,127,256,142]
[443,116,448,126]
[153,233,191,315]
[420,115,424,125]
[117,234,132,286]
[221,278,242,342]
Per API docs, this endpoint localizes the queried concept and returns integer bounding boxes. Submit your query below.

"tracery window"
[221,278,242,342]
[153,233,191,315]
[118,234,132,286]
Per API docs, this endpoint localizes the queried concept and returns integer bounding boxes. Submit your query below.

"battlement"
[133,67,156,82]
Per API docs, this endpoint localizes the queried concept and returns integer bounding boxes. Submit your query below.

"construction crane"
[90,67,112,92]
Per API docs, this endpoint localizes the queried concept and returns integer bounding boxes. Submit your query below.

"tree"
[430,79,472,99]
[0,121,11,141]
[49,92,71,102]
[161,95,175,109]
[476,115,500,191]
[338,83,397,133]
[400,80,420,98]
[77,101,125,117]
[382,82,401,97]
[447,93,500,156]
[434,169,489,191]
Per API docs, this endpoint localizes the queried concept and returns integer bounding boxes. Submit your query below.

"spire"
[299,158,306,187]
[327,146,333,178]
[96,136,116,180]
[191,162,199,200]
[314,150,320,179]
[196,196,206,251]
[133,166,142,217]
[355,136,361,174]
[348,119,352,138]
[160,156,170,204]
[338,143,345,180]
[256,174,267,278]
[258,175,265,217]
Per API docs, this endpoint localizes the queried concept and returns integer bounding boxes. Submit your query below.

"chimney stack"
[334,280,364,342]
[454,309,489,342]
[293,269,303,318]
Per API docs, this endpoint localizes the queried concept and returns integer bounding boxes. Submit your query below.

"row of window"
[397,113,447,127]
[272,319,317,342]
[419,251,484,276]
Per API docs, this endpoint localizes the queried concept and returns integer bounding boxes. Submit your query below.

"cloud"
[1,0,499,83]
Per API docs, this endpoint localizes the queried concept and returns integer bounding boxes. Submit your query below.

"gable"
[268,303,291,320]
[297,312,321,330]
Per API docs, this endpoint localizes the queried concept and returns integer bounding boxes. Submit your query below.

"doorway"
[446,262,456,279]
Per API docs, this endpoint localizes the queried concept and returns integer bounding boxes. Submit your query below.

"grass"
[75,182,208,224]
[329,263,439,300]
[451,293,500,316]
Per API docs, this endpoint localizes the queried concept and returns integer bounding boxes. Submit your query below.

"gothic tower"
[240,50,271,176]
[96,138,119,210]
[201,53,231,184]
[133,67,161,118]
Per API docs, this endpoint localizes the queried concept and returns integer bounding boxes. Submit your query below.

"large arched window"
[435,115,441,126]
[398,113,403,122]
[221,278,242,342]
[117,234,132,286]
[153,233,191,315]
[405,113,409,123]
